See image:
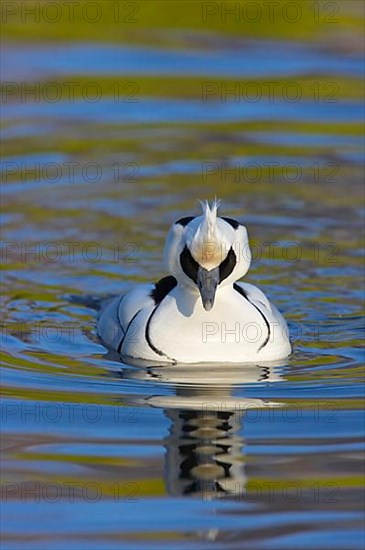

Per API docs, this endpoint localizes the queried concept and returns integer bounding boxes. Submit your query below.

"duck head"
[164,200,252,311]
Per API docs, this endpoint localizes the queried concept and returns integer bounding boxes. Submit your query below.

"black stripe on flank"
[222,217,240,229]
[219,248,237,283]
[117,308,142,354]
[175,216,195,227]
[150,275,177,305]
[145,303,175,361]
[233,283,248,299]
[180,245,199,283]
[233,283,270,351]
[116,294,127,331]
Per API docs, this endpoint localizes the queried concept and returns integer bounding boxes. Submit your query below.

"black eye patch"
[219,248,237,282]
[180,245,237,285]
[175,216,195,227]
[180,246,199,283]
[221,217,240,229]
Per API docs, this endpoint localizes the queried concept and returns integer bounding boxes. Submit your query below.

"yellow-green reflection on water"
[1,1,364,549]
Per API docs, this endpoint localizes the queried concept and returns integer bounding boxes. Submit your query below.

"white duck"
[97,201,291,363]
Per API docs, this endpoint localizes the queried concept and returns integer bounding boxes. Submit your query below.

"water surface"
[1,2,364,549]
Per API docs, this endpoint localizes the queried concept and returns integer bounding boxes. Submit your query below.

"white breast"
[98,282,291,364]
[140,284,290,363]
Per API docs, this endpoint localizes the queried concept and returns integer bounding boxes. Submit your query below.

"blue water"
[1,8,364,550]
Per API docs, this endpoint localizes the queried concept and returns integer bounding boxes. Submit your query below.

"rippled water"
[1,2,364,549]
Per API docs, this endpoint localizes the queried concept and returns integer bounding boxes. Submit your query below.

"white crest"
[198,199,220,240]
[190,199,225,268]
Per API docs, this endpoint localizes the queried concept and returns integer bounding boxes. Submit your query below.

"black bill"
[197,266,219,311]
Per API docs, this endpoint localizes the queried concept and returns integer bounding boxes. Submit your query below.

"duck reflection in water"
[122,361,285,500]
[165,406,246,499]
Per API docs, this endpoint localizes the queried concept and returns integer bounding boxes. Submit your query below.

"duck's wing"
[97,285,155,351]
[234,281,273,314]
[235,281,290,334]
[97,275,178,353]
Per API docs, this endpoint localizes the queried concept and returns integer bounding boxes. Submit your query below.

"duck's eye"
[180,246,199,283]
[219,248,237,282]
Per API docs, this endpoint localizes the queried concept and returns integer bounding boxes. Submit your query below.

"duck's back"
[97,284,155,352]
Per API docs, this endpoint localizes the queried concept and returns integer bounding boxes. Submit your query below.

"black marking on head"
[181,245,236,285]
[233,283,270,351]
[175,216,195,227]
[180,246,199,283]
[222,217,240,229]
[150,275,177,305]
[219,248,237,283]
